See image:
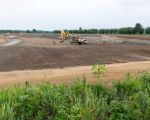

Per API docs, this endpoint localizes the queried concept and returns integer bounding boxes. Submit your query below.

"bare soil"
[0,34,150,86]
[114,35,150,41]
[0,61,150,88]
[0,35,6,43]
[0,34,150,72]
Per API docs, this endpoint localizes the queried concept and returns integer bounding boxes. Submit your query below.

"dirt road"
[0,61,150,87]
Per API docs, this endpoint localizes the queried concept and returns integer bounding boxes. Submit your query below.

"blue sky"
[0,0,150,30]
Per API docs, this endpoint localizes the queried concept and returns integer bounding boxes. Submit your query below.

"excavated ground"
[0,34,150,72]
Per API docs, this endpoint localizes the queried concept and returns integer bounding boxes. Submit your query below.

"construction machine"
[61,30,69,40]
[60,30,87,45]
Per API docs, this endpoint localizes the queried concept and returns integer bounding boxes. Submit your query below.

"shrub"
[0,72,149,119]
[92,64,106,82]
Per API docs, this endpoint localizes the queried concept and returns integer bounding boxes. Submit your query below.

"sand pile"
[0,35,7,43]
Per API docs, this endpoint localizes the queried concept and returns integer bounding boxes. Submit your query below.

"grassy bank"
[0,71,150,120]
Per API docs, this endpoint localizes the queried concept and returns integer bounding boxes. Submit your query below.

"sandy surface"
[0,36,6,43]
[0,61,150,87]
[0,38,4,43]
[2,39,21,47]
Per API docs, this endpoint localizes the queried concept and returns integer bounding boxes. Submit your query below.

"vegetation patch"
[0,66,150,119]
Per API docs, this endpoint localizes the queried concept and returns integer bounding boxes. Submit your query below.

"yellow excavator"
[60,30,87,45]
[61,30,69,40]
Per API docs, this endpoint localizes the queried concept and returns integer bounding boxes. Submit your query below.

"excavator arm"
[61,30,69,40]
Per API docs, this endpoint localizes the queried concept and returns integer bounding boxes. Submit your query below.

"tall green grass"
[0,71,149,120]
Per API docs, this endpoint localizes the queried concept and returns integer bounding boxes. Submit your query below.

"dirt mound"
[0,35,7,43]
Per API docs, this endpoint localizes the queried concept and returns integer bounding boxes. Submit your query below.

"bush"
[0,72,150,119]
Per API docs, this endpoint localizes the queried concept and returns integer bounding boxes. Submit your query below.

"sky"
[0,0,150,30]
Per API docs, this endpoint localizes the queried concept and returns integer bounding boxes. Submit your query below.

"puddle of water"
[3,39,20,47]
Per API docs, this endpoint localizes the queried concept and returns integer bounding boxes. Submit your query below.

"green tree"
[134,23,144,34]
[32,29,36,33]
[26,30,30,33]
[145,27,150,34]
[79,27,82,31]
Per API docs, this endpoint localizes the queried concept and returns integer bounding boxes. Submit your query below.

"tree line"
[53,23,150,34]
[1,23,150,34]
[0,29,49,34]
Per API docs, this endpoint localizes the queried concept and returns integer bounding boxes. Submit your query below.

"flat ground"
[0,34,150,71]
[0,61,150,88]
[0,34,150,86]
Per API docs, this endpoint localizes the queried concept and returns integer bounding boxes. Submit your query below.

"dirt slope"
[0,61,150,87]
[0,42,150,71]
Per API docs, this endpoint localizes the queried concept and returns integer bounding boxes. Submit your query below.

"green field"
[0,70,150,120]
